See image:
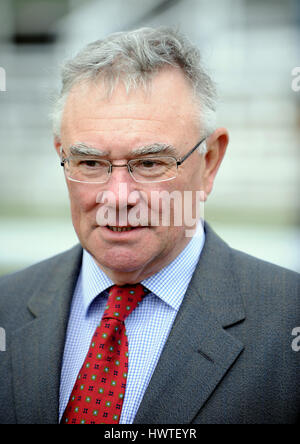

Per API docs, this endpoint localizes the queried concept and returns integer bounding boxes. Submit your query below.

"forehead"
[61,68,200,150]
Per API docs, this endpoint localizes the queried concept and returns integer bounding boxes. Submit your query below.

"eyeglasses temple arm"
[177,137,206,166]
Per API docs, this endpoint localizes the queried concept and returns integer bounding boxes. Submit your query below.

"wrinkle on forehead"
[63,68,197,121]
[61,68,201,152]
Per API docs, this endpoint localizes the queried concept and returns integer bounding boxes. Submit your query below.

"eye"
[137,159,168,169]
[78,159,106,169]
[140,160,157,168]
[81,160,98,167]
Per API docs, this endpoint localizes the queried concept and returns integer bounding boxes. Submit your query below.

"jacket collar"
[192,222,245,328]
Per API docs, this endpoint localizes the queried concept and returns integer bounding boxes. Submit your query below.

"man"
[0,27,299,424]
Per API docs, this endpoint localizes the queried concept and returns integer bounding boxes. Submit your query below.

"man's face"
[56,68,227,284]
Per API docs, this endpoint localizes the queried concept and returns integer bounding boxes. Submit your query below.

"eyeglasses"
[60,137,206,184]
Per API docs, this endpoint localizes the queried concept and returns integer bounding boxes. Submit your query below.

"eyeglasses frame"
[60,137,207,184]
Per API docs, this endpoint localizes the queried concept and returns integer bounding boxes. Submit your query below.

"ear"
[203,127,229,196]
[54,136,62,157]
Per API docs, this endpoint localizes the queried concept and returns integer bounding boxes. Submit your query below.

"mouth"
[104,225,151,233]
[106,226,140,232]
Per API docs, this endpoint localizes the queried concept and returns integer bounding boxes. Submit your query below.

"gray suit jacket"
[0,224,299,424]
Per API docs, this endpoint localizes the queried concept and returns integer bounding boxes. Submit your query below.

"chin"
[95,248,151,273]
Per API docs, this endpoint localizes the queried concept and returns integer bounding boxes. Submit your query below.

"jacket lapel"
[134,224,246,424]
[10,245,82,424]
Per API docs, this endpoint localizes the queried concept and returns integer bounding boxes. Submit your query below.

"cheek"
[68,183,99,216]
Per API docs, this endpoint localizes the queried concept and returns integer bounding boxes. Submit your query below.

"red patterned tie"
[61,284,148,424]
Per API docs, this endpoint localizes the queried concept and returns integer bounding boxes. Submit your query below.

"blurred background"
[0,0,299,275]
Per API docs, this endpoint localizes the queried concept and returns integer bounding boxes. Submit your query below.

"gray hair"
[51,27,217,149]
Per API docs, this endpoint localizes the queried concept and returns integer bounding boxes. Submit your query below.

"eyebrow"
[68,142,178,158]
[69,143,109,157]
[131,143,178,157]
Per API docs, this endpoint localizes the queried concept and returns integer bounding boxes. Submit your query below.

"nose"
[104,164,138,214]
[96,163,150,227]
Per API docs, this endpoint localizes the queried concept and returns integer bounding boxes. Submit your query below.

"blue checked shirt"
[59,224,205,424]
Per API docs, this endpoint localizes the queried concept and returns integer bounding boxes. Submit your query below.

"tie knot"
[103,284,149,322]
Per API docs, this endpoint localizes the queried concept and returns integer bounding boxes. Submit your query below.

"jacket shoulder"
[229,246,299,324]
[204,223,299,320]
[231,246,299,288]
[0,245,82,327]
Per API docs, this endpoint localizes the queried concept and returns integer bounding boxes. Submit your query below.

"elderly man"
[0,27,299,425]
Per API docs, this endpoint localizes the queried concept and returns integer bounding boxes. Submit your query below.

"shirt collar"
[81,252,114,314]
[80,221,205,314]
